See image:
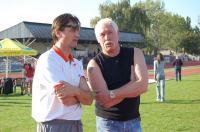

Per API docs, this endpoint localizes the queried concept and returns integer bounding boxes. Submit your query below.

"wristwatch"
[109,90,116,99]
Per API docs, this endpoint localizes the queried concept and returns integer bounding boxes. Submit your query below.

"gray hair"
[94,18,118,37]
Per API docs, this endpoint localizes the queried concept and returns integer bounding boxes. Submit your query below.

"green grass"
[0,74,200,132]
[141,74,200,132]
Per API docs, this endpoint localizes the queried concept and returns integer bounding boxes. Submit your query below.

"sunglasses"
[65,23,80,31]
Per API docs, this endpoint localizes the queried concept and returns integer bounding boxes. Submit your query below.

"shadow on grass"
[141,102,157,104]
[0,94,32,100]
[0,97,31,100]
[142,99,200,104]
[0,101,30,105]
[0,104,31,107]
[164,99,200,104]
[0,99,31,101]
[0,100,31,107]
[179,79,200,82]
[0,93,26,97]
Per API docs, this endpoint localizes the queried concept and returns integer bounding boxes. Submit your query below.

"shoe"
[160,98,165,102]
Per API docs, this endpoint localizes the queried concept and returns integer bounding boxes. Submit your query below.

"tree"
[139,0,165,53]
[129,7,150,34]
[90,0,150,35]
[90,17,101,28]
[162,14,188,52]
[90,0,200,55]
[180,30,200,55]
[143,0,191,53]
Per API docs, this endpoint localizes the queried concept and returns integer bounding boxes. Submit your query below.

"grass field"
[0,74,200,132]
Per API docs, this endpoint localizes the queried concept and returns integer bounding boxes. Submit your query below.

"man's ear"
[55,30,62,38]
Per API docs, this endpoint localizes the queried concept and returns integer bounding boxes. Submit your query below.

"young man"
[87,18,148,132]
[32,13,93,132]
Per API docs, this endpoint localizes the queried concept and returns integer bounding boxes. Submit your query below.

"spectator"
[0,78,3,94]
[173,56,183,81]
[154,53,165,102]
[24,63,35,95]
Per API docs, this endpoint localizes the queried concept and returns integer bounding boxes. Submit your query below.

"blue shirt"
[154,60,165,76]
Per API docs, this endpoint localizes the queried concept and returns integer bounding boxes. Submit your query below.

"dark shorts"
[37,119,83,132]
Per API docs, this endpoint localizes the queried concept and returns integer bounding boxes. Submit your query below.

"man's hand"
[54,81,80,106]
[56,81,80,99]
[87,60,124,108]
[95,90,124,108]
[95,89,111,106]
[61,96,79,106]
[75,76,93,105]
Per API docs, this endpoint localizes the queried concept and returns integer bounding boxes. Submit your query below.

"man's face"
[97,23,119,53]
[59,22,80,49]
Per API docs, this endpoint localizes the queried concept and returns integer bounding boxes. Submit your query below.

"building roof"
[0,21,145,44]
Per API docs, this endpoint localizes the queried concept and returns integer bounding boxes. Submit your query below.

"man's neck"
[54,42,71,57]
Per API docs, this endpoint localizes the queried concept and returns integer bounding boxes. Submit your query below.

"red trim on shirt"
[52,46,74,62]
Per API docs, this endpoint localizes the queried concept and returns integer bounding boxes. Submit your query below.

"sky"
[0,0,199,31]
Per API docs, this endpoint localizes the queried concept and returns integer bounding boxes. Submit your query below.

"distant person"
[0,78,3,94]
[154,53,165,102]
[32,13,93,132]
[24,63,35,95]
[173,56,183,81]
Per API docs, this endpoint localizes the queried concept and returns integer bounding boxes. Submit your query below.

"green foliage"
[180,31,200,55]
[90,17,101,28]
[130,7,150,34]
[90,0,150,34]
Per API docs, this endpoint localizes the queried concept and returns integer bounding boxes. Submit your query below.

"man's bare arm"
[59,97,79,106]
[55,81,79,106]
[111,48,148,98]
[56,78,93,106]
[76,76,93,105]
[87,59,123,108]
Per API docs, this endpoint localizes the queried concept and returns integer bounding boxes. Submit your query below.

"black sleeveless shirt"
[94,47,140,121]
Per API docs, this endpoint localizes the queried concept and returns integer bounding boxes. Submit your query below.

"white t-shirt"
[32,49,84,122]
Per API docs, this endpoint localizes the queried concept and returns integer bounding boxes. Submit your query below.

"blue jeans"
[175,67,182,81]
[156,74,165,101]
[96,116,142,132]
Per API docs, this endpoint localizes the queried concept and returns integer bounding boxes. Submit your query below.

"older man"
[87,18,148,132]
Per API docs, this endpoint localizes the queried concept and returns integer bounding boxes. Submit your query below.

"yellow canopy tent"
[0,38,38,78]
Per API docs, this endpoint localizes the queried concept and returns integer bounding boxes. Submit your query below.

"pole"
[6,56,8,78]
